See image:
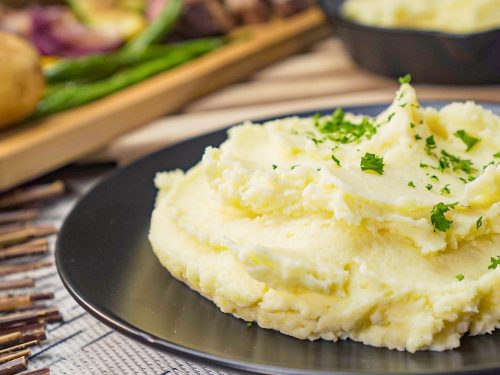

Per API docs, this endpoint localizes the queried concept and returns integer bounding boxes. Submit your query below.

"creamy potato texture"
[342,0,500,33]
[149,83,500,352]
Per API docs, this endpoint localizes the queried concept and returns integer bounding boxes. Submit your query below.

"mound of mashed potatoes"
[342,0,500,34]
[149,82,500,352]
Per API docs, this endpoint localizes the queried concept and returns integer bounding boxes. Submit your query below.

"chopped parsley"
[400,103,407,108]
[426,184,433,190]
[410,122,416,129]
[415,134,422,140]
[476,216,483,230]
[430,202,458,232]
[290,165,299,170]
[408,181,415,188]
[399,74,412,84]
[246,321,254,327]
[314,109,377,144]
[272,164,278,170]
[494,152,500,158]
[425,135,437,155]
[387,112,396,122]
[488,256,500,270]
[454,130,480,152]
[440,150,476,175]
[430,175,439,181]
[440,184,451,195]
[420,162,429,168]
[360,153,384,175]
[455,273,465,281]
[331,154,341,167]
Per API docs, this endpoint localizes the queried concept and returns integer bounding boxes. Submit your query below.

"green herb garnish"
[360,153,384,175]
[430,175,439,181]
[314,108,377,144]
[408,181,415,188]
[440,184,451,195]
[415,134,422,140]
[426,184,433,190]
[488,256,500,270]
[331,154,341,167]
[420,162,429,168]
[425,135,437,155]
[399,74,412,84]
[387,112,396,122]
[456,273,464,281]
[246,321,254,327]
[494,152,500,158]
[439,150,476,175]
[430,202,458,232]
[272,164,278,170]
[476,216,483,230]
[410,122,416,129]
[453,130,480,152]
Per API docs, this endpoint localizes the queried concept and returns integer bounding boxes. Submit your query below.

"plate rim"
[56,101,500,375]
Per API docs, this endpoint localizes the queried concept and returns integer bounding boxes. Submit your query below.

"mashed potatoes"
[342,0,500,34]
[149,82,500,352]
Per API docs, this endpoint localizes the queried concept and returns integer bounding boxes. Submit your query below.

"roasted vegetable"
[125,0,183,51]
[45,37,221,83]
[34,37,223,118]
[0,32,45,128]
[67,0,147,40]
[31,6,123,57]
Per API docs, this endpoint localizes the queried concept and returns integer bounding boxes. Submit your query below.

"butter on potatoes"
[149,83,500,352]
[342,0,500,34]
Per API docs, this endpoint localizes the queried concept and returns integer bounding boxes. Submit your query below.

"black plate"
[57,103,500,375]
[316,0,500,84]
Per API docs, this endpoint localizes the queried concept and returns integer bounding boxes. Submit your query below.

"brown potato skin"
[0,32,45,129]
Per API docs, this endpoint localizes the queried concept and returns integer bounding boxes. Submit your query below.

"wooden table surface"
[90,36,500,165]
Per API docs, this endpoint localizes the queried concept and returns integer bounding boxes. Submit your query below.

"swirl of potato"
[0,32,45,129]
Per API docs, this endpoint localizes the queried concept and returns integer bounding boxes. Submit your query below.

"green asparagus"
[45,38,223,83]
[34,38,222,119]
[125,0,183,52]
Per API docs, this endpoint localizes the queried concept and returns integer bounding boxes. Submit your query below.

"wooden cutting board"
[0,8,330,192]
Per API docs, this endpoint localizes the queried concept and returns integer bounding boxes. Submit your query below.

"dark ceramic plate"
[57,103,500,375]
[317,0,500,84]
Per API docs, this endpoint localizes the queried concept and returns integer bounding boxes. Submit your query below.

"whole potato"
[0,32,45,129]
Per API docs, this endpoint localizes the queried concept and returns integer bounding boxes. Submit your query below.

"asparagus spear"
[33,38,222,119]
[125,0,183,52]
[45,38,222,83]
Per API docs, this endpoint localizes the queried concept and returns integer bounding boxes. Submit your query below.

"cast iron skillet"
[316,0,500,84]
[56,102,500,375]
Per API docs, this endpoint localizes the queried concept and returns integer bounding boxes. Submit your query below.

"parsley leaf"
[454,130,480,152]
[331,154,341,167]
[415,134,422,140]
[440,184,451,195]
[494,152,500,158]
[410,122,416,129]
[425,135,437,155]
[456,273,464,281]
[488,256,500,270]
[430,202,458,232]
[420,162,429,168]
[408,181,415,188]
[426,184,433,190]
[399,74,412,84]
[314,109,377,144]
[387,112,396,122]
[476,216,483,229]
[360,153,384,175]
[440,150,476,175]
[272,164,278,170]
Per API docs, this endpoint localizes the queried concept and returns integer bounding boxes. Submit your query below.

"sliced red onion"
[31,6,123,57]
